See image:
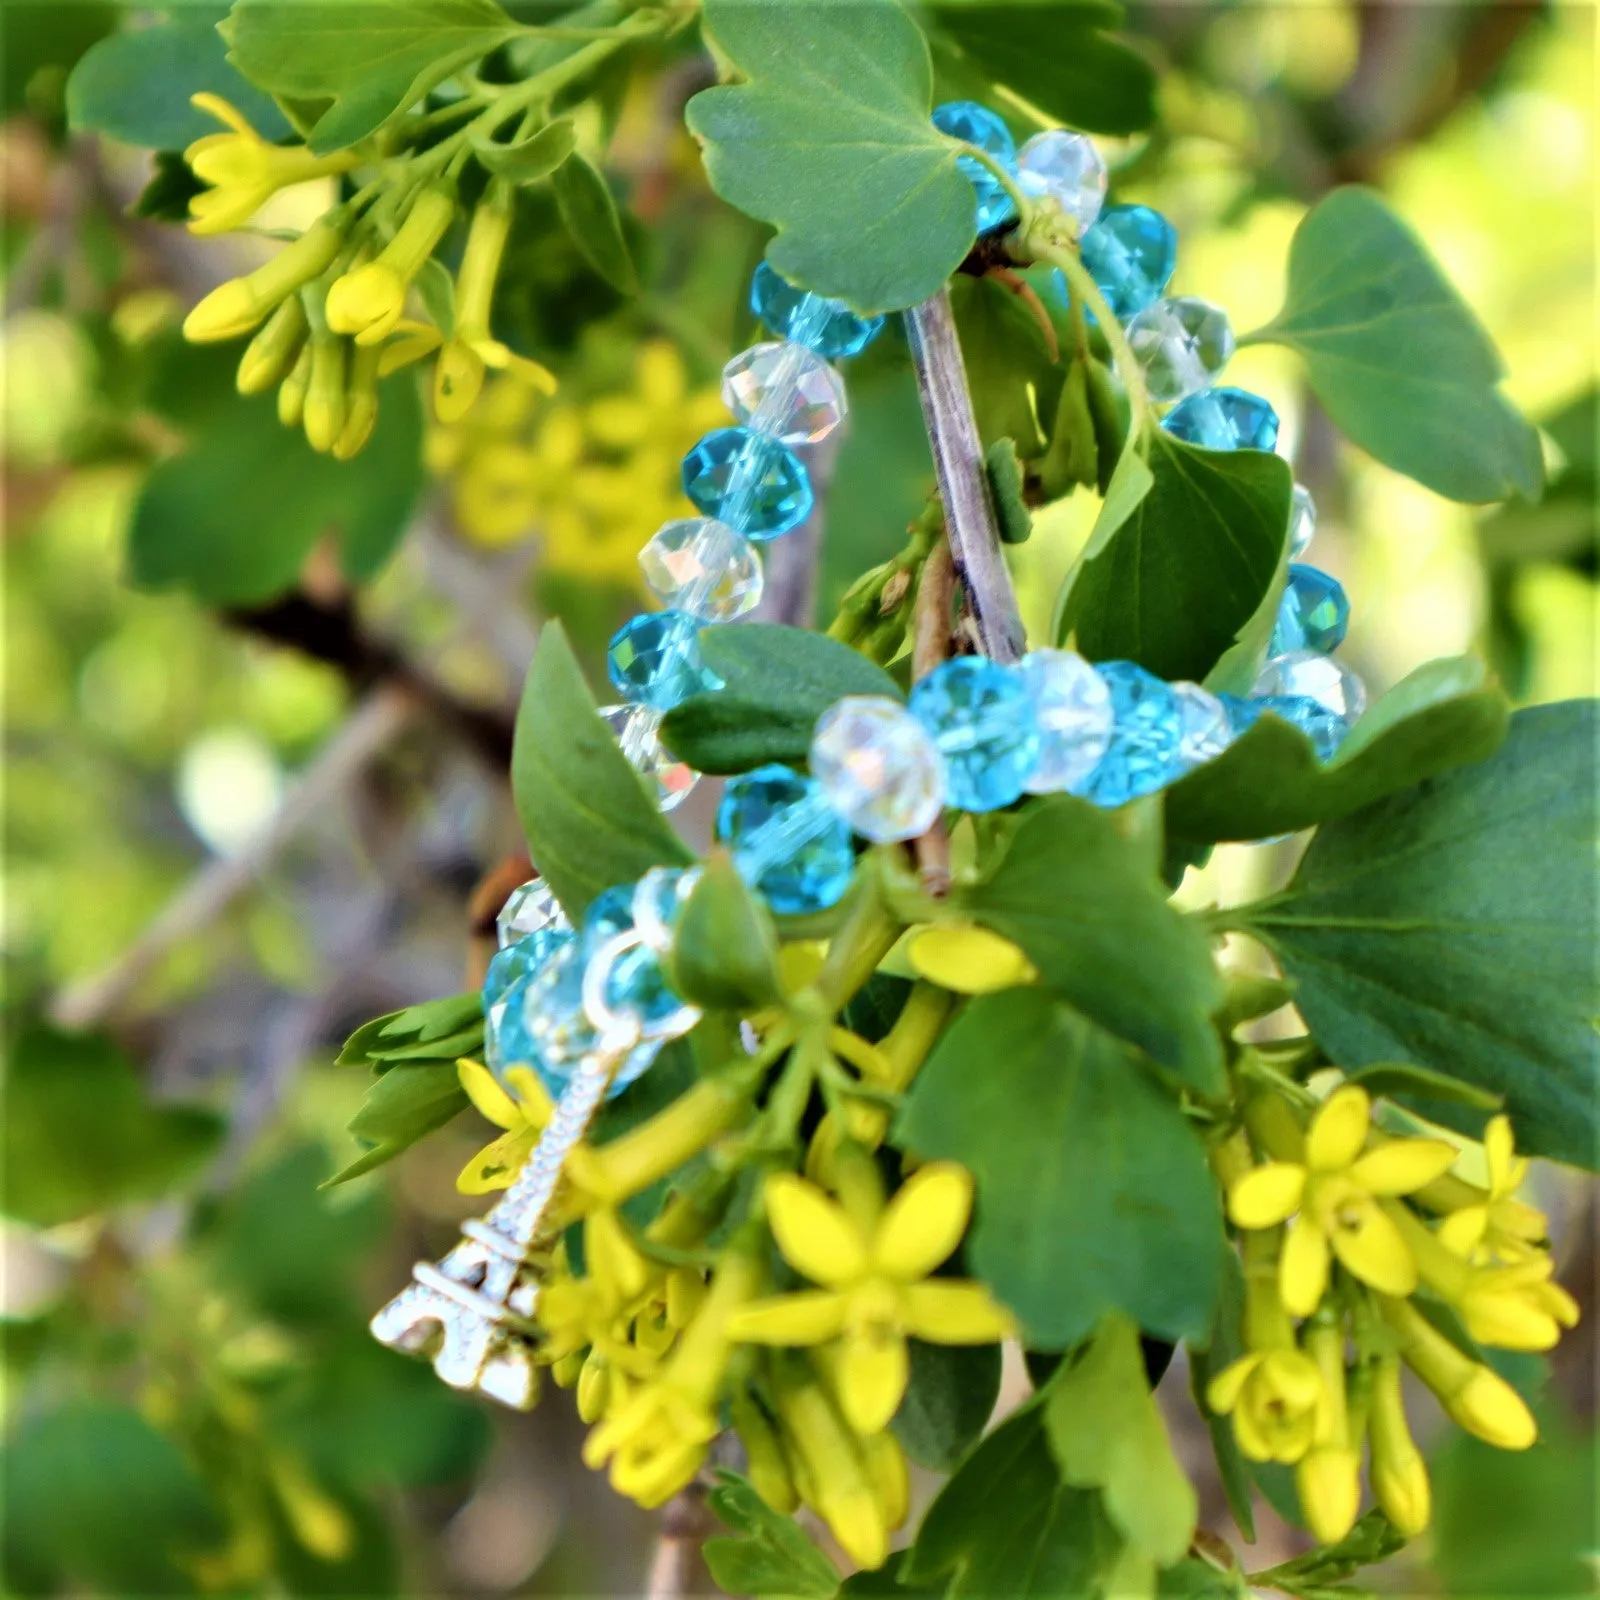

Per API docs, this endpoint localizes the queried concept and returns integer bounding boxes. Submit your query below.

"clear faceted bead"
[1288,482,1317,558]
[1258,695,1348,762]
[598,704,698,812]
[908,657,1040,813]
[932,100,1019,234]
[722,341,847,446]
[750,262,884,361]
[1254,649,1367,721]
[1163,386,1280,452]
[632,865,702,953]
[1016,131,1106,238]
[639,517,762,621]
[1172,681,1232,767]
[717,763,855,915]
[606,611,721,712]
[1127,296,1235,404]
[1080,204,1177,321]
[1270,564,1350,657]
[682,426,813,541]
[1017,649,1113,794]
[1080,661,1186,808]
[496,877,563,948]
[810,695,946,843]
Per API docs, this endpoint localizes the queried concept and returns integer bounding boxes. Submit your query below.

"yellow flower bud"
[303,334,347,454]
[326,186,456,345]
[333,341,381,460]
[1296,1445,1363,1545]
[1369,1355,1430,1536]
[265,1448,355,1563]
[277,343,312,428]
[550,1347,587,1389]
[183,218,344,343]
[577,1350,614,1424]
[862,1428,910,1532]
[237,294,307,394]
[729,1387,799,1515]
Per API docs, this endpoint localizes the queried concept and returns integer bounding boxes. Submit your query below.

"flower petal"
[458,1057,520,1130]
[1438,1206,1490,1258]
[477,340,558,395]
[190,91,257,139]
[377,322,443,378]
[1280,1220,1331,1316]
[456,1129,535,1194]
[1328,1200,1417,1297]
[500,1064,553,1127]
[1483,1115,1515,1193]
[874,1163,973,1280]
[1229,1163,1306,1228]
[907,924,1037,994]
[1307,1086,1370,1171]
[727,1291,849,1346]
[1205,1353,1263,1416]
[766,1173,868,1286]
[1349,1139,1457,1196]
[835,1328,909,1434]
[899,1280,1015,1343]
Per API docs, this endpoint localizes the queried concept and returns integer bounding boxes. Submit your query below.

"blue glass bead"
[632,865,701,953]
[750,262,884,361]
[1163,386,1280,452]
[932,100,1018,234]
[1079,205,1177,321]
[581,884,686,1033]
[718,764,854,915]
[1017,648,1112,794]
[1218,693,1265,738]
[484,927,563,1012]
[1260,694,1347,762]
[519,936,661,1098]
[682,426,813,541]
[810,695,945,843]
[1271,564,1350,657]
[607,610,721,711]
[1254,649,1367,724]
[486,924,576,1080]
[1080,661,1186,808]
[908,657,1040,812]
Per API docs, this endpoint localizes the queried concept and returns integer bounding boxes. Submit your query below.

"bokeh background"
[1,2,1594,1595]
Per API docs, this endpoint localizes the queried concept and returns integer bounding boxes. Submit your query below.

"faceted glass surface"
[722,341,847,446]
[1080,205,1177,321]
[682,426,813,541]
[1163,386,1280,453]
[1080,661,1186,808]
[496,877,562,949]
[932,100,1018,234]
[1270,564,1350,657]
[1217,693,1264,738]
[1288,482,1317,558]
[518,935,661,1099]
[1172,681,1231,767]
[1017,648,1113,794]
[718,763,855,915]
[606,610,721,711]
[1254,649,1368,721]
[1127,296,1235,404]
[484,928,561,1012]
[908,657,1040,813]
[598,704,698,812]
[486,924,576,1083]
[1259,694,1348,762]
[632,865,702,953]
[639,517,762,621]
[810,695,946,843]
[1016,130,1106,238]
[750,262,883,360]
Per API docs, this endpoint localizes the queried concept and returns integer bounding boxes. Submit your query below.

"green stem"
[1038,239,1152,435]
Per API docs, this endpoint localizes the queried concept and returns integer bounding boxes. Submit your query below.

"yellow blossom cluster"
[1209,1086,1577,1544]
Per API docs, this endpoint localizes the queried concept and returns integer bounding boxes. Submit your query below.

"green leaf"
[472,113,576,181]
[986,437,1033,544]
[1247,187,1542,505]
[325,1062,470,1185]
[661,623,904,775]
[928,1,1157,136]
[1,1028,224,1227]
[1165,656,1511,843]
[959,796,1226,1095]
[1059,429,1293,685]
[903,1402,1124,1598]
[1043,1313,1197,1565]
[551,151,639,293]
[892,1339,1003,1473]
[127,380,423,604]
[1240,701,1599,1168]
[1186,1245,1256,1543]
[383,992,485,1043]
[2,1400,223,1596]
[512,621,693,918]
[1344,1062,1503,1112]
[2,2,119,121]
[671,851,784,1012]
[687,0,976,316]
[703,1471,840,1600]
[131,150,207,222]
[897,989,1225,1348]
[951,273,1059,456]
[1249,1510,1404,1596]
[68,12,289,150]
[223,0,523,155]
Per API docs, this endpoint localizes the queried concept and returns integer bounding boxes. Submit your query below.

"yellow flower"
[183,216,344,342]
[326,186,456,345]
[1368,1353,1430,1536]
[1228,1086,1456,1314]
[729,1385,800,1514]
[183,94,358,236]
[1293,1318,1361,1544]
[236,294,307,395]
[728,1164,1014,1434]
[454,1059,552,1194]
[583,340,725,451]
[1434,1116,1549,1264]
[906,923,1038,994]
[1207,1347,1328,1463]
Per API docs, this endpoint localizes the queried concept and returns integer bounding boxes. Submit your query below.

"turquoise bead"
[908,657,1040,812]
[750,262,883,360]
[1218,693,1265,738]
[485,924,575,1083]
[931,100,1018,234]
[519,934,662,1098]
[607,610,720,711]
[1163,386,1280,452]
[1080,661,1186,808]
[682,426,813,540]
[718,764,854,915]
[1080,204,1177,320]
[1271,564,1350,656]
[1260,694,1348,761]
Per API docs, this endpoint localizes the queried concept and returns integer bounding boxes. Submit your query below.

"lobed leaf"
[325,1062,470,1185]
[703,1471,839,1600]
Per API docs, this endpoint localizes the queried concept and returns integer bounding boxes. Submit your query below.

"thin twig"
[903,290,1026,664]
[49,688,415,1031]
[644,1481,715,1600]
[910,538,956,898]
